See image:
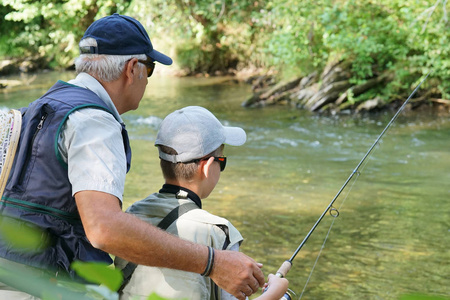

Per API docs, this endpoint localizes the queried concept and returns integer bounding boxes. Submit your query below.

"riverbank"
[1,58,449,115]
[239,61,450,115]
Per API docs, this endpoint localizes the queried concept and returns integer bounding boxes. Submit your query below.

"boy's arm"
[75,190,264,300]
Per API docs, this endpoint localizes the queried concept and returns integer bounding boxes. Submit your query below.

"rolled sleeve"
[59,108,127,201]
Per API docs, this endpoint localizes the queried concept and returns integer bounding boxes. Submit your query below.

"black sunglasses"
[137,58,155,77]
[210,156,227,172]
[184,156,227,172]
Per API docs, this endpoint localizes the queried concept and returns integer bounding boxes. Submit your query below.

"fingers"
[235,278,262,300]
[243,285,254,297]
[240,282,263,299]
[253,262,265,287]
[264,273,289,298]
[252,277,261,292]
[209,250,265,299]
[237,293,245,300]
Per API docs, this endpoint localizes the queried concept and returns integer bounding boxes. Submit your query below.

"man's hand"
[210,250,265,300]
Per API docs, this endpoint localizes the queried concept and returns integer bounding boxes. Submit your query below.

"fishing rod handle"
[262,261,293,298]
[275,260,292,278]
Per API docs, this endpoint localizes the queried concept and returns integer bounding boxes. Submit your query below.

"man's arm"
[75,190,264,299]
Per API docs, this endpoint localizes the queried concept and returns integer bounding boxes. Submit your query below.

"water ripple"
[133,115,162,129]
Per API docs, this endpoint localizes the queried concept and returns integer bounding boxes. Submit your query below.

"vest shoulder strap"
[157,202,198,230]
[118,202,199,293]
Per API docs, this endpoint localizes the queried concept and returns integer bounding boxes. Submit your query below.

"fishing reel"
[280,288,296,300]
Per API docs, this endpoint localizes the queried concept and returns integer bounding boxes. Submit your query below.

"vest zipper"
[18,113,48,185]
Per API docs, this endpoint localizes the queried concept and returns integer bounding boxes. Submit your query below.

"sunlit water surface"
[1,71,449,299]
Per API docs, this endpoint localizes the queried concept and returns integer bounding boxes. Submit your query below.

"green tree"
[264,0,330,75]
[0,0,132,67]
[127,0,270,74]
[0,0,448,101]
[265,0,449,100]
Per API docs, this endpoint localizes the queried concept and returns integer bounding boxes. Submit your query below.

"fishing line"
[298,170,361,299]
[298,154,376,298]
[272,71,432,299]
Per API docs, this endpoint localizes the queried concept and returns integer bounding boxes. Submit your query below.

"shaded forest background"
[0,0,449,112]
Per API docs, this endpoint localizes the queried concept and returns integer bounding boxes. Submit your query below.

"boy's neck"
[165,179,202,197]
[160,183,202,209]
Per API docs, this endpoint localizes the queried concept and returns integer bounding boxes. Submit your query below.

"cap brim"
[223,127,246,146]
[148,49,173,65]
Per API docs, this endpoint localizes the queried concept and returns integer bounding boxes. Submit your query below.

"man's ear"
[124,58,138,83]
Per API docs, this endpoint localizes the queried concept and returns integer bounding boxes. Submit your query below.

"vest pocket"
[15,104,54,190]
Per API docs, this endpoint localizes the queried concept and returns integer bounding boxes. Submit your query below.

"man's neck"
[97,78,126,114]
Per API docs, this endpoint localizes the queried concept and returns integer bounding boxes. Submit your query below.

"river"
[1,71,449,299]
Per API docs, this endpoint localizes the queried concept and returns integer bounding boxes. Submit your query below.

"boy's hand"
[210,250,264,300]
[262,274,289,299]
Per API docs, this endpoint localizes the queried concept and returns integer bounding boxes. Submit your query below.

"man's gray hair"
[75,38,147,82]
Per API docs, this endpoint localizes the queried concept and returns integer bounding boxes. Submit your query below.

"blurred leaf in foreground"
[0,215,50,251]
[71,261,123,292]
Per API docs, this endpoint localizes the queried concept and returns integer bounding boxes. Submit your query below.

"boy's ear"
[200,157,215,179]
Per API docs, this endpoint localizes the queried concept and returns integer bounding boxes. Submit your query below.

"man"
[0,14,264,300]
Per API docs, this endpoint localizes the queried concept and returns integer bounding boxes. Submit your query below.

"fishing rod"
[274,71,432,281]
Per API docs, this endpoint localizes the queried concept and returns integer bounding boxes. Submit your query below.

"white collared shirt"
[58,73,127,201]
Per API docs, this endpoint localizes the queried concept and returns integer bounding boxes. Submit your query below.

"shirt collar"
[159,184,202,209]
[68,72,123,123]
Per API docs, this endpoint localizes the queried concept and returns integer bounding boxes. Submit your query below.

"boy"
[115,106,288,300]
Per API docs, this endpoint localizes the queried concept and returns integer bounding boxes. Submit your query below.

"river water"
[1,71,449,299]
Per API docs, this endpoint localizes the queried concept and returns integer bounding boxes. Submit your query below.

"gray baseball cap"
[155,106,246,163]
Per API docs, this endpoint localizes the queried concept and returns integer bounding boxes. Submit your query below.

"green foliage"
[0,0,448,100]
[145,292,185,300]
[401,0,450,98]
[0,259,179,300]
[264,0,330,74]
[265,0,449,98]
[320,1,410,81]
[0,0,132,66]
[0,215,49,251]
[0,265,96,300]
[71,261,123,292]
[126,0,270,73]
[0,215,119,298]
[0,3,26,56]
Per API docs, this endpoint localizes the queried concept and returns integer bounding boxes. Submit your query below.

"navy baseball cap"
[80,13,172,65]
